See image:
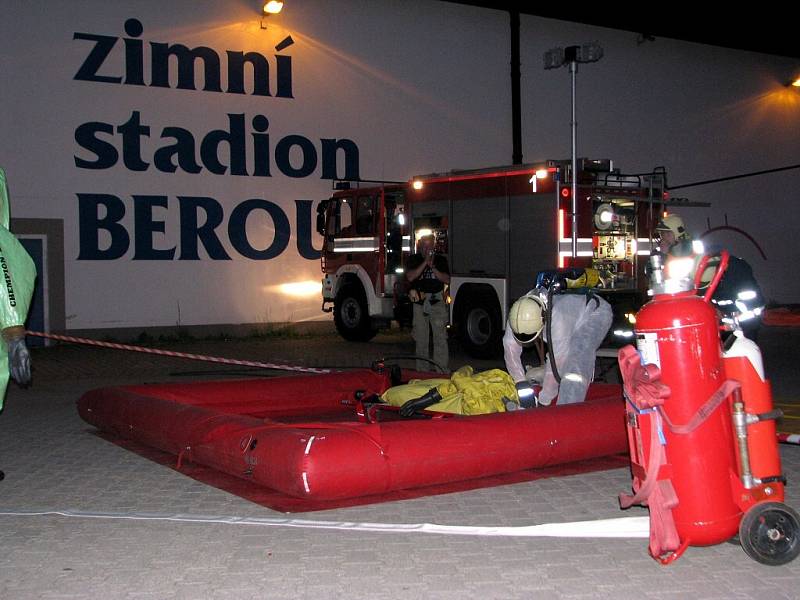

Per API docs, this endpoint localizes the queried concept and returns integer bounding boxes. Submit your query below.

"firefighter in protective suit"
[0,168,37,480]
[503,273,612,406]
[656,213,764,341]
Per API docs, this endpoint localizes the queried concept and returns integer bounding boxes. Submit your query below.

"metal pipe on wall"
[510,10,522,165]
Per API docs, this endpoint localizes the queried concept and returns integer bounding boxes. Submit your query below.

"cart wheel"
[739,502,800,566]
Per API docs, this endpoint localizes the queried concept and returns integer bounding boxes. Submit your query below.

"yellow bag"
[566,268,601,289]
[381,366,517,415]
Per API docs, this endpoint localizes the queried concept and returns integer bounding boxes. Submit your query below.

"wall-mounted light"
[791,75,800,88]
[261,1,284,29]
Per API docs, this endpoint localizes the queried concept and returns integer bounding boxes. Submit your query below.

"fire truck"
[317,159,688,357]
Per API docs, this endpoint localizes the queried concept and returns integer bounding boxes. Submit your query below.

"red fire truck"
[317,159,691,357]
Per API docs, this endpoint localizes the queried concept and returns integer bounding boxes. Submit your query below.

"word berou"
[73,18,360,260]
[78,196,321,261]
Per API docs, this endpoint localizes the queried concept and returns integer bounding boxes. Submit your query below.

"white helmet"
[508,295,545,344]
[656,214,690,242]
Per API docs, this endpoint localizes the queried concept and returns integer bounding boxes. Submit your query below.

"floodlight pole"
[544,43,603,262]
[569,59,578,260]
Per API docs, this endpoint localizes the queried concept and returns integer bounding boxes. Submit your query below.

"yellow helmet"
[508,295,545,344]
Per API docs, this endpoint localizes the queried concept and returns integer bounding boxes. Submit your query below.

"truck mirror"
[316,201,329,235]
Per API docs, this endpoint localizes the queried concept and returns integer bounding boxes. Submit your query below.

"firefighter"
[503,274,613,406]
[406,234,450,372]
[655,213,694,257]
[656,213,764,341]
[0,168,37,482]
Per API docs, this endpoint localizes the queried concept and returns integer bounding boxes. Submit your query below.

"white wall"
[0,1,797,332]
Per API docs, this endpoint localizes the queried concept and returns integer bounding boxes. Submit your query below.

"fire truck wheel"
[334,284,378,342]
[458,292,502,359]
[739,501,800,566]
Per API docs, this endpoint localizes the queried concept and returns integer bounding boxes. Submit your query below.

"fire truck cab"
[317,160,676,357]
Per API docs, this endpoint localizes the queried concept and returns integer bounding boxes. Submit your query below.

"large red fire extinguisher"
[618,250,799,565]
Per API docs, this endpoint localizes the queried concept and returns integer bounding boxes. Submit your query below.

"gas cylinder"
[723,331,784,501]
[635,286,740,546]
[622,251,799,565]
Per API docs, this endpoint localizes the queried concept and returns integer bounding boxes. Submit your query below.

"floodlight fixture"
[261,1,284,29]
[543,43,604,70]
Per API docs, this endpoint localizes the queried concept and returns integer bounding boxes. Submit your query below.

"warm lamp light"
[263,1,284,15]
[261,1,284,29]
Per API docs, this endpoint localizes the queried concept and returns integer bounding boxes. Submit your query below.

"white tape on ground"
[0,509,650,538]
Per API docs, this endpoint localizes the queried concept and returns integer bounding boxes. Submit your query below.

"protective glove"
[5,330,31,386]
[524,365,546,384]
[399,388,442,417]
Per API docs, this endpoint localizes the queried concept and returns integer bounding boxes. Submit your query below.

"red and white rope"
[25,331,331,374]
[21,331,800,441]
[778,432,800,446]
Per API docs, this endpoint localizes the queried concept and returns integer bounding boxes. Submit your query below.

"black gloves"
[5,331,31,386]
[399,388,442,417]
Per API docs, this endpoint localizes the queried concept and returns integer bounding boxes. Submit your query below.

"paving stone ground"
[1,325,799,599]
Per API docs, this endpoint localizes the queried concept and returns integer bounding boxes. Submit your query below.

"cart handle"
[694,249,729,303]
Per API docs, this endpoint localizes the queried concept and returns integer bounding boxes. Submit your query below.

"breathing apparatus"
[532,267,602,385]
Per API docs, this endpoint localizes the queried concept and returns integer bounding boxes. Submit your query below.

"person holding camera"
[406,234,450,372]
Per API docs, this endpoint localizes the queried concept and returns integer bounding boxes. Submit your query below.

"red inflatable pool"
[77,369,628,502]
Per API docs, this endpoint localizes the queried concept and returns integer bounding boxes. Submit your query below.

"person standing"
[406,234,450,372]
[0,168,37,481]
[656,213,764,340]
[655,213,694,257]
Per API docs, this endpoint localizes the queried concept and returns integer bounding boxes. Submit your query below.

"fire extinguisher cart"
[618,251,800,565]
